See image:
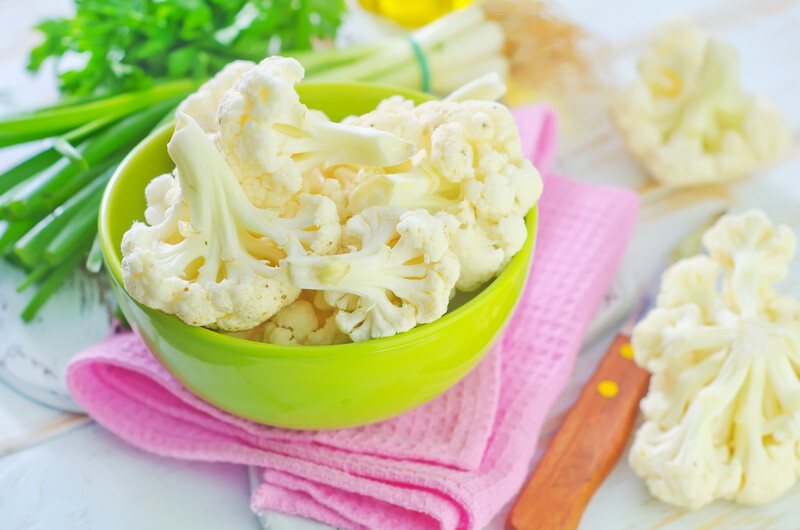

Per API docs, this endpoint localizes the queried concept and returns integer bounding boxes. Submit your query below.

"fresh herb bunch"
[28,0,346,96]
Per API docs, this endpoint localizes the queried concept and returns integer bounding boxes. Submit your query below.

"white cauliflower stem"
[630,210,800,509]
[121,115,343,331]
[284,207,460,342]
[215,57,414,209]
[612,25,788,187]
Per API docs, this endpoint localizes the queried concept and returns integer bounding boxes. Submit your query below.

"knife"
[506,292,652,530]
[506,211,724,530]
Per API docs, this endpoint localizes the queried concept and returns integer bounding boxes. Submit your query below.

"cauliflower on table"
[612,24,788,187]
[345,97,542,291]
[214,56,414,210]
[630,210,800,509]
[121,115,341,331]
[284,206,460,342]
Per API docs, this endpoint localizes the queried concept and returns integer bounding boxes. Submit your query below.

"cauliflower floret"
[612,24,788,187]
[656,255,726,321]
[703,210,796,316]
[350,99,541,220]
[630,210,800,509]
[344,95,422,143]
[122,115,342,331]
[262,293,349,346]
[436,202,528,292]
[346,98,541,291]
[343,71,508,143]
[284,207,460,342]
[214,56,414,209]
[176,60,255,133]
[301,164,380,223]
[143,173,181,225]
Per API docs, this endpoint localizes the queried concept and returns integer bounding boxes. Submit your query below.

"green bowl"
[99,82,538,430]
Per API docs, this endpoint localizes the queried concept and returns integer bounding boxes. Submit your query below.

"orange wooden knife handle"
[507,335,650,530]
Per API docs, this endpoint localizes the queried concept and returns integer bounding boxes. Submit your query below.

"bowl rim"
[99,81,539,360]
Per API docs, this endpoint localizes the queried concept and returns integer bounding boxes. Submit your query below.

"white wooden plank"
[0,423,261,530]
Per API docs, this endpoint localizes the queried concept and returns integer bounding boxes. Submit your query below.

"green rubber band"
[406,36,431,94]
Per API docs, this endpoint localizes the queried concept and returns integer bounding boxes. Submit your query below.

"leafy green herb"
[28,0,346,97]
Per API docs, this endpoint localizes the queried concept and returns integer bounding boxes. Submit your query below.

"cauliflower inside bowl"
[99,82,538,429]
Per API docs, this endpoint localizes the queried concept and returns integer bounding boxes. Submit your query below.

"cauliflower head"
[284,206,460,342]
[176,60,255,134]
[349,98,541,220]
[630,210,800,509]
[121,115,342,331]
[347,98,541,291]
[612,24,788,187]
[436,202,528,292]
[215,56,414,209]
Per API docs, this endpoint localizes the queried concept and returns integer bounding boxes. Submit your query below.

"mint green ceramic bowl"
[99,82,538,429]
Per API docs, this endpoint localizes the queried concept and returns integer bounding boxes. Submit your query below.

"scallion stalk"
[0,100,175,219]
[0,149,61,198]
[0,79,197,147]
[20,250,84,322]
[13,171,109,268]
[1,157,115,220]
[44,191,102,265]
[0,218,39,256]
[85,234,104,273]
[16,262,51,292]
[0,113,122,198]
[309,7,486,86]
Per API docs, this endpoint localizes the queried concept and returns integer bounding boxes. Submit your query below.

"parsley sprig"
[28,0,345,96]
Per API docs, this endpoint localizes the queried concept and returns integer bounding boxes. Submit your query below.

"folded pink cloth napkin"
[67,106,638,530]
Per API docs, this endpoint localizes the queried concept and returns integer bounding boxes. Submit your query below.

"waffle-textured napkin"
[67,106,638,530]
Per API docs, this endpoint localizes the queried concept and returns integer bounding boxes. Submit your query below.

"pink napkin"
[67,106,638,530]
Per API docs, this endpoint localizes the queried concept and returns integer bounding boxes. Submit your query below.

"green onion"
[51,137,88,169]
[0,218,39,256]
[44,192,102,265]
[1,157,115,220]
[12,172,109,267]
[85,234,104,273]
[0,112,126,199]
[285,43,382,74]
[0,99,175,219]
[21,250,84,322]
[0,114,126,214]
[0,79,197,147]
[16,262,51,292]
[61,113,127,142]
[0,148,62,198]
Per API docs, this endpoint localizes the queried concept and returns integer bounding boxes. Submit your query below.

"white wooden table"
[1,0,800,528]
